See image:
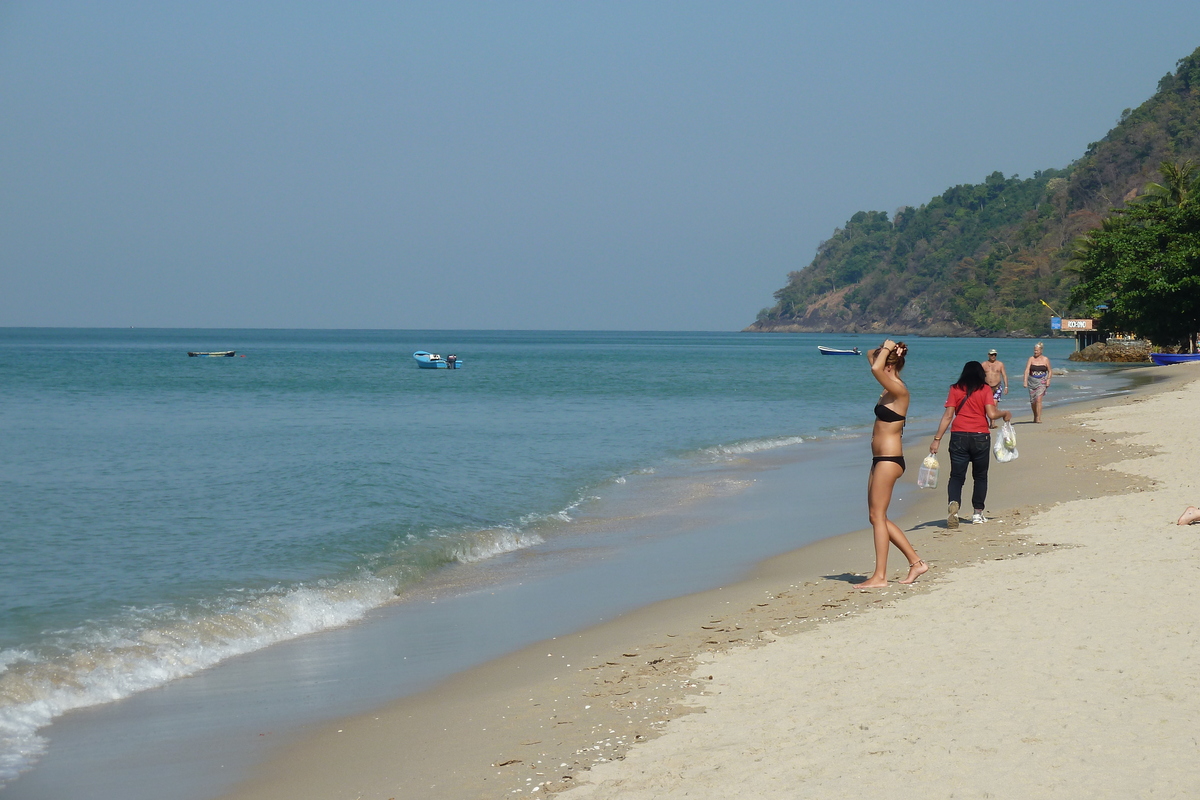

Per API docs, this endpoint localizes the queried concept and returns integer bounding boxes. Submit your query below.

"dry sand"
[222,366,1200,800]
[559,369,1200,800]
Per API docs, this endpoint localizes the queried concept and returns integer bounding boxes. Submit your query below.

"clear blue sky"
[3,2,1199,330]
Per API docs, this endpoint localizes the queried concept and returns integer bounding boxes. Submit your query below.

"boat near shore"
[1149,352,1200,366]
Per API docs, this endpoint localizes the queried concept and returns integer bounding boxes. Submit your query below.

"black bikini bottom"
[871,455,906,472]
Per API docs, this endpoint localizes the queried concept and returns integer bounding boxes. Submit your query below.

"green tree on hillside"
[756,170,1070,333]
[749,45,1200,337]
[1134,160,1200,207]
[1070,175,1200,350]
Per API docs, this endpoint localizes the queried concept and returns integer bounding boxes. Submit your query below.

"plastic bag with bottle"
[917,453,939,489]
[993,420,1019,462]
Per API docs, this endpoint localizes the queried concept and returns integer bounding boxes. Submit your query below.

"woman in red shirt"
[930,362,1011,527]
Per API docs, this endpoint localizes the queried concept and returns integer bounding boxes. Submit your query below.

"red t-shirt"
[945,385,993,433]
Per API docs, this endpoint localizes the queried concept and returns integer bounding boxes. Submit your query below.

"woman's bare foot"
[1178,506,1200,525]
[854,578,888,589]
[899,559,928,584]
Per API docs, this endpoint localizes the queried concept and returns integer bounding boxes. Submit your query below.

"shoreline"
[219,365,1196,800]
[0,332,1125,797]
[555,364,1200,799]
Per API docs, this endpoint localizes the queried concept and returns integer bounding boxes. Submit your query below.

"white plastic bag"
[917,454,939,488]
[993,420,1018,462]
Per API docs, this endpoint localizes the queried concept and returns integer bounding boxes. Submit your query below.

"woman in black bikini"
[856,339,927,588]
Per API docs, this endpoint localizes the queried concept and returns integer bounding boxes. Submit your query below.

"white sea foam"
[0,574,396,787]
[0,515,570,786]
[699,435,806,458]
[0,510,585,789]
[516,492,598,529]
[449,528,546,563]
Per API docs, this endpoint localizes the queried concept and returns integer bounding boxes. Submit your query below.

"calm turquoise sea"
[0,328,1136,787]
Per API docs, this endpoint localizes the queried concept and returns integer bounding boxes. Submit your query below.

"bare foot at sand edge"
[853,579,888,590]
[899,559,929,585]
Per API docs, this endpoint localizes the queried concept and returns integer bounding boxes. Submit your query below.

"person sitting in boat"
[853,347,861,354]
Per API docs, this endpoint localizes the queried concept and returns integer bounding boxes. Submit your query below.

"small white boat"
[188,351,235,357]
[817,346,860,356]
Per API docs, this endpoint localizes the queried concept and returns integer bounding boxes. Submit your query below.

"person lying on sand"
[1178,506,1200,525]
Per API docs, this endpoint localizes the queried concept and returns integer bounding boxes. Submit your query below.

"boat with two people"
[1150,352,1200,366]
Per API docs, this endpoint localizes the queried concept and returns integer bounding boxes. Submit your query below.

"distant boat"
[413,351,462,369]
[1149,352,1200,366]
[817,346,860,356]
[188,351,235,357]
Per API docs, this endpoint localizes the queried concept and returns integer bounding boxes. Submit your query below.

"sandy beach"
[222,365,1200,800]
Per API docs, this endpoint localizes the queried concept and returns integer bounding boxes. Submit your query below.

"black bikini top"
[874,403,906,423]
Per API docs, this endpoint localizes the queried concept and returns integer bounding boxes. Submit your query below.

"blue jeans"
[948,432,990,511]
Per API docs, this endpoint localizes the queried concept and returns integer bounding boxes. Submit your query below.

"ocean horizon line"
[0,325,1084,337]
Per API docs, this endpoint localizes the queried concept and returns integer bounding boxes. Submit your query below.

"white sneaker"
[971,512,987,524]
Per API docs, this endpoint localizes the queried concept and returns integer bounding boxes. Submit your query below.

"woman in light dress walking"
[1023,342,1052,423]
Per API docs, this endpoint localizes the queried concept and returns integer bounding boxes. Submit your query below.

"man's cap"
[988,349,998,355]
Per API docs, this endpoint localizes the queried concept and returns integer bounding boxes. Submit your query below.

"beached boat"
[817,346,861,355]
[1149,352,1200,366]
[413,351,462,369]
[187,351,235,357]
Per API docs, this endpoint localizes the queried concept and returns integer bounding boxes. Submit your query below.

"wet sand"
[221,365,1200,800]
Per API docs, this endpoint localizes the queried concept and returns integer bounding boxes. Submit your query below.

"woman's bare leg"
[1032,395,1043,423]
[1178,506,1200,525]
[895,517,929,584]
[858,461,925,587]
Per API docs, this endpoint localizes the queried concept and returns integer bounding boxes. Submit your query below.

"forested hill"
[747,46,1200,336]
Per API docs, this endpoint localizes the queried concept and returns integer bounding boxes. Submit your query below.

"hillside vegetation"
[748,46,1200,336]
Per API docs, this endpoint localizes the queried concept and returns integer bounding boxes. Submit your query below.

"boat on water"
[188,351,235,357]
[817,346,861,355]
[413,351,462,369]
[1150,352,1200,366]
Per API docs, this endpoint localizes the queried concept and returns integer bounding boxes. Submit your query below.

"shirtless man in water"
[982,349,1008,428]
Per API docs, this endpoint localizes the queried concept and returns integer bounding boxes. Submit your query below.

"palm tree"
[1065,217,1121,275]
[1134,160,1200,207]
[1072,160,1199,274]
